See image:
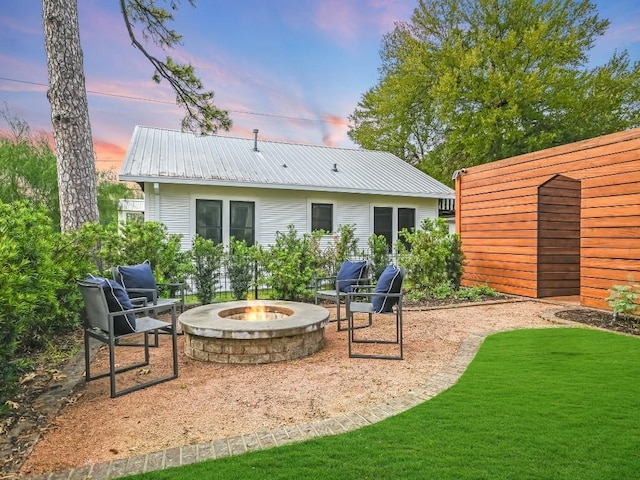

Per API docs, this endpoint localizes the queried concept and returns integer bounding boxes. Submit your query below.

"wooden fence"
[456,128,640,310]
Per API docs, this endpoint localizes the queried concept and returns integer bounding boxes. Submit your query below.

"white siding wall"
[336,201,370,252]
[259,192,306,246]
[151,183,443,252]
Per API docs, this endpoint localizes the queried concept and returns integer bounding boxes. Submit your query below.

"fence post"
[254,260,259,300]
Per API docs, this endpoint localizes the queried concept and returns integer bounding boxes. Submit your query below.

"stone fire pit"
[178,300,330,364]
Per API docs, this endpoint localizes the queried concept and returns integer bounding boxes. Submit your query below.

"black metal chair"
[78,279,179,397]
[345,265,405,360]
[314,260,369,331]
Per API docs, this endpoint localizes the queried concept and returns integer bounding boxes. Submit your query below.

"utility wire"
[0,76,350,125]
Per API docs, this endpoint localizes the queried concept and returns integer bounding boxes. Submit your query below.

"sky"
[1,0,640,172]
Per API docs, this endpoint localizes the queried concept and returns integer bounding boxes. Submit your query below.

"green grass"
[126,328,640,479]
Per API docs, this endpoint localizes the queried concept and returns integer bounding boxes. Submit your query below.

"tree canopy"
[348,0,640,185]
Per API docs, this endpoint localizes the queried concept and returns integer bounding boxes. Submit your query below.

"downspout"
[153,182,160,221]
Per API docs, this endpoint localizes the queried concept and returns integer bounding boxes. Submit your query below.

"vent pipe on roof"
[332,163,338,172]
[253,129,259,152]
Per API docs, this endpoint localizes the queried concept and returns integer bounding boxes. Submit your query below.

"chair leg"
[84,330,91,382]
[348,310,403,360]
[336,297,347,331]
[109,335,117,398]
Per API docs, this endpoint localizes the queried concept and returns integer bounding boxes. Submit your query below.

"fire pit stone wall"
[179,300,330,364]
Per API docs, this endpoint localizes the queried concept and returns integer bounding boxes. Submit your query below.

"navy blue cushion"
[86,275,136,335]
[117,261,156,302]
[372,265,403,313]
[336,260,367,293]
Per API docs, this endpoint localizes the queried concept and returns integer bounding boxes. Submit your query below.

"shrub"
[190,235,224,305]
[397,218,465,294]
[368,233,390,280]
[97,221,191,283]
[317,224,361,277]
[0,201,97,407]
[226,238,257,300]
[258,225,321,301]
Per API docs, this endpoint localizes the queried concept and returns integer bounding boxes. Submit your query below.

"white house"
[119,126,455,252]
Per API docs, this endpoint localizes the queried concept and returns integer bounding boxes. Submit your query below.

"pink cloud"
[312,0,413,44]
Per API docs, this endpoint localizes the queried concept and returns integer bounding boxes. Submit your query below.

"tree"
[0,108,60,227]
[42,0,231,231]
[348,0,640,185]
[0,109,140,230]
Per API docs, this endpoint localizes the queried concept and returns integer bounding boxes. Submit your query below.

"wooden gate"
[537,175,581,297]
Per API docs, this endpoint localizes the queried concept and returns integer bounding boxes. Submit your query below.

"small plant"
[456,284,500,301]
[606,284,640,321]
[431,281,455,300]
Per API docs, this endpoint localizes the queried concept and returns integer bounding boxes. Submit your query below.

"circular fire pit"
[178,300,330,364]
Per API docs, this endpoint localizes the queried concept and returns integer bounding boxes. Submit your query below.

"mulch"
[555,308,640,336]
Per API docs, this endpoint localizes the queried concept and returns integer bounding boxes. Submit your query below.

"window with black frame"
[311,203,333,233]
[398,207,416,249]
[374,206,393,251]
[196,199,222,244]
[230,201,255,246]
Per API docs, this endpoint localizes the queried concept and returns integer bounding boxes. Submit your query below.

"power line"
[0,76,350,125]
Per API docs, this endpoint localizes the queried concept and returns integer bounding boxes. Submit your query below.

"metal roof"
[119,126,455,199]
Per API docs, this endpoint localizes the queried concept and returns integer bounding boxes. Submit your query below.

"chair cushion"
[336,260,367,293]
[86,275,136,334]
[372,264,403,313]
[117,261,156,302]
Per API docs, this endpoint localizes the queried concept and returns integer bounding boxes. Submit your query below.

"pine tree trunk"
[42,0,99,232]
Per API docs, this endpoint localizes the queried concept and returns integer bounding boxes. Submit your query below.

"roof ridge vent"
[253,129,259,152]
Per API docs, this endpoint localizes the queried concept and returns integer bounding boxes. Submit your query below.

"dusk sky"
[1,0,640,171]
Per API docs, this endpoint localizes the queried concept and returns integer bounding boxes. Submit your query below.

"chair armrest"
[108,301,176,319]
[125,287,158,303]
[130,296,148,307]
[156,282,186,302]
[313,275,337,289]
[345,290,403,300]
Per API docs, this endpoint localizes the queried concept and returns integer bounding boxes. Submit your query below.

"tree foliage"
[119,0,231,134]
[0,109,139,230]
[349,0,640,185]
[0,109,60,228]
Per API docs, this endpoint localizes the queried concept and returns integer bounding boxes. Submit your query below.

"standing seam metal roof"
[119,126,455,198]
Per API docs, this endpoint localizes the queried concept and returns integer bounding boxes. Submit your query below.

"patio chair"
[112,261,185,346]
[345,264,405,360]
[112,260,186,314]
[314,259,369,330]
[77,278,178,398]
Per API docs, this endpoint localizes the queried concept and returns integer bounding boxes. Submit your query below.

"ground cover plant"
[125,328,640,480]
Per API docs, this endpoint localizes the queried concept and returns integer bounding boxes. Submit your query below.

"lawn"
[126,328,640,479]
